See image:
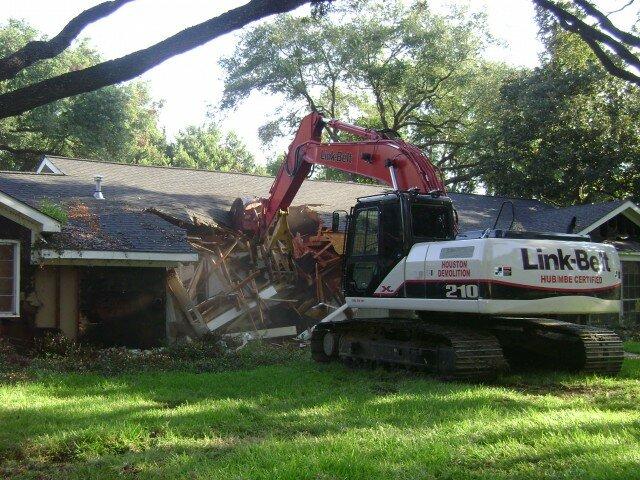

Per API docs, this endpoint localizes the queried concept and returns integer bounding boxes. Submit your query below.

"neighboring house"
[0,155,638,346]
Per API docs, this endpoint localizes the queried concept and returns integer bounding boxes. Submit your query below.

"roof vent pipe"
[93,175,105,200]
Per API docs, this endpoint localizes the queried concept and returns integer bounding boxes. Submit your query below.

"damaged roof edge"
[33,249,198,266]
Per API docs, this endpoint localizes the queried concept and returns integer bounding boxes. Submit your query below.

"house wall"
[78,266,167,348]
[34,266,79,339]
[621,258,640,328]
[0,216,35,339]
[589,214,640,330]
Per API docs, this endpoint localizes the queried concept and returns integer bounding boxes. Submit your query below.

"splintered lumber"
[166,269,209,336]
[187,257,206,298]
[173,204,344,343]
[205,285,279,331]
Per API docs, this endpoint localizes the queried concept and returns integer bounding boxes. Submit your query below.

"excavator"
[233,112,624,380]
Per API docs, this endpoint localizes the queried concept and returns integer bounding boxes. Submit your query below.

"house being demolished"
[0,156,639,347]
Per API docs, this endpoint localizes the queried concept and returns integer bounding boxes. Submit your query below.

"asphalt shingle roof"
[0,156,635,253]
[523,200,627,233]
[0,171,193,253]
[36,156,555,232]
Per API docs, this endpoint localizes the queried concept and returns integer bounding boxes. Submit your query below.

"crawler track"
[312,319,507,381]
[312,316,624,379]
[485,317,624,375]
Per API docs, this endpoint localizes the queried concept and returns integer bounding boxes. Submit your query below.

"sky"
[1,0,544,164]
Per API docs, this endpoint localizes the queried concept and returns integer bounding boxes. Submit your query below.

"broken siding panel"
[34,268,57,329]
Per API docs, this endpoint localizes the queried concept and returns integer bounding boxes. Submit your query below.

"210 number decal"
[445,284,479,299]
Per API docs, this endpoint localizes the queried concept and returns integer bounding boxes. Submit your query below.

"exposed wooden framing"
[166,269,209,336]
[169,206,344,343]
[187,256,206,299]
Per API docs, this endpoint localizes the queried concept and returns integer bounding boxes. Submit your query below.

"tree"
[167,123,263,173]
[477,25,640,205]
[0,0,638,125]
[0,0,328,120]
[220,0,504,186]
[0,20,168,171]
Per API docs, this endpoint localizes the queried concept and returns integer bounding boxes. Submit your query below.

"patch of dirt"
[371,383,399,394]
[68,200,100,233]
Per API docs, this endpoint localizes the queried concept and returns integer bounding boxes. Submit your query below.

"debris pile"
[163,204,345,343]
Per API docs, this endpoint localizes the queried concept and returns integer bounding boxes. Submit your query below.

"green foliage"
[167,123,263,173]
[0,352,639,478]
[626,341,640,355]
[476,27,640,205]
[220,0,502,186]
[37,199,68,224]
[0,20,169,171]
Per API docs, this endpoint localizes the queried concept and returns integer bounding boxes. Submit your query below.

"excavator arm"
[234,112,446,236]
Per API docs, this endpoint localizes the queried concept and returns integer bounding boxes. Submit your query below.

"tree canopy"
[168,123,263,174]
[476,18,640,205]
[221,0,507,187]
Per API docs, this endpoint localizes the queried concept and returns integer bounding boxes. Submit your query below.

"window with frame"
[0,241,19,317]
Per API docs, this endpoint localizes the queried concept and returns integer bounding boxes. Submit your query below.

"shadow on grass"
[1,359,640,479]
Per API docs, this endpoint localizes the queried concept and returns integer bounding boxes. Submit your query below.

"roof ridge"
[45,155,276,179]
[449,191,553,206]
[44,155,390,187]
[0,170,64,176]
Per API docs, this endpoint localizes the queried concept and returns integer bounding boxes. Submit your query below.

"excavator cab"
[343,192,455,297]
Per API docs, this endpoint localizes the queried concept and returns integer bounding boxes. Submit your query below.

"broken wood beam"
[166,269,209,336]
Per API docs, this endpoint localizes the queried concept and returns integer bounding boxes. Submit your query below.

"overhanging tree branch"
[0,0,135,82]
[573,0,640,47]
[582,35,640,84]
[0,0,315,120]
[608,0,635,15]
[534,0,640,86]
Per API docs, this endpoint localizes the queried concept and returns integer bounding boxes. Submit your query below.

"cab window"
[352,208,379,256]
[411,204,452,241]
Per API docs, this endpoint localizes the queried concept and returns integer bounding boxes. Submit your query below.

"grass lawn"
[1,356,640,479]
[625,341,640,355]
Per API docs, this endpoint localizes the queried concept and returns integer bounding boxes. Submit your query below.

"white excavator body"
[348,238,621,316]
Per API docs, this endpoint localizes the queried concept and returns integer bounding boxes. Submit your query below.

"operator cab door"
[343,199,405,297]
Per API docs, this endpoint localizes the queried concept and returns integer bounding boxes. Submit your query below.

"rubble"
[161,203,345,344]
